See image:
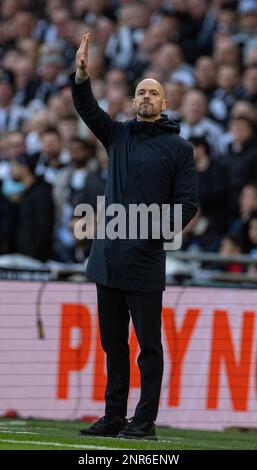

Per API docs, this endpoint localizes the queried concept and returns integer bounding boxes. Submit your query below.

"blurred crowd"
[1,0,257,270]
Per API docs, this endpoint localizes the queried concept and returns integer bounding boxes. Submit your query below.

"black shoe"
[79,416,126,437]
[118,417,158,440]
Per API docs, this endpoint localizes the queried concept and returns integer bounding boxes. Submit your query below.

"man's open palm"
[76,33,90,77]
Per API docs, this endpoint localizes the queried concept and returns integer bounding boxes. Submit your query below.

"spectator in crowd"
[53,137,94,262]
[215,1,238,35]
[12,9,38,41]
[0,131,26,202]
[72,141,108,262]
[180,89,224,157]
[1,0,257,265]
[213,36,240,67]
[153,4,183,45]
[239,183,257,222]
[105,68,129,93]
[0,68,30,132]
[219,98,257,152]
[190,135,228,237]
[35,53,67,104]
[230,99,257,121]
[222,116,257,226]
[182,0,217,62]
[16,38,40,65]
[240,209,257,259]
[0,131,26,180]
[57,114,80,151]
[36,127,68,184]
[218,232,244,272]
[12,55,42,109]
[47,94,68,120]
[153,43,195,86]
[234,0,257,53]
[209,64,244,125]
[181,208,220,253]
[78,141,107,211]
[242,65,257,105]
[24,110,53,154]
[11,152,54,261]
[244,45,257,65]
[195,55,217,100]
[105,1,148,71]
[164,80,185,122]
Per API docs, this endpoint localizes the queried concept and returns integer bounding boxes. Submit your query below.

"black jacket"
[17,178,54,262]
[78,165,107,211]
[70,74,199,291]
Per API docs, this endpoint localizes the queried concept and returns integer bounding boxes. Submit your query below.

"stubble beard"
[137,103,157,119]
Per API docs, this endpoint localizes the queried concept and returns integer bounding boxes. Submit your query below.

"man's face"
[240,12,257,32]
[244,68,257,94]
[195,57,216,88]
[70,141,91,166]
[42,133,62,159]
[6,133,26,160]
[229,119,253,145]
[11,161,26,182]
[132,79,167,121]
[0,82,13,106]
[164,82,184,111]
[183,92,206,124]
[240,186,257,219]
[217,66,238,91]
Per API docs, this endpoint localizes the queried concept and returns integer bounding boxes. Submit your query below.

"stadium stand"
[1,0,257,279]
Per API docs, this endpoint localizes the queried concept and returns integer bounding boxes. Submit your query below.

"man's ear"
[161,99,167,111]
[132,98,135,110]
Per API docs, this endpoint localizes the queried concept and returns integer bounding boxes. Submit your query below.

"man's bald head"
[133,78,167,122]
[135,78,166,99]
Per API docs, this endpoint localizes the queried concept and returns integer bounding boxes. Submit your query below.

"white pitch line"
[0,421,28,426]
[0,427,182,446]
[0,438,126,450]
[0,430,39,435]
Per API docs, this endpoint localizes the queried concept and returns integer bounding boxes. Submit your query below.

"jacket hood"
[129,114,180,136]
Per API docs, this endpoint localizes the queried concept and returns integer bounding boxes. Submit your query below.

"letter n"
[207,310,254,411]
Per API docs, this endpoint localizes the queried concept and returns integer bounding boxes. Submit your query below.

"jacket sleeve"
[170,143,199,234]
[70,73,123,148]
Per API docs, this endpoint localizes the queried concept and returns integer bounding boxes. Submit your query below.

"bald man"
[70,34,198,440]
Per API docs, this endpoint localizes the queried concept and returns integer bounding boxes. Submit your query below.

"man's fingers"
[81,33,90,47]
[84,33,90,54]
[76,33,90,70]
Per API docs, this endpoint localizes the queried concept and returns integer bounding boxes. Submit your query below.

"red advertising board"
[0,281,257,430]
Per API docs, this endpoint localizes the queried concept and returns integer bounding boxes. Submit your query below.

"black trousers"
[96,284,164,422]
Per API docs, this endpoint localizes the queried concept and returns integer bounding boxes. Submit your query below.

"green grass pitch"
[0,419,257,450]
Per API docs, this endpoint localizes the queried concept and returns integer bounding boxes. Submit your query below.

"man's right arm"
[70,73,122,148]
[70,32,123,148]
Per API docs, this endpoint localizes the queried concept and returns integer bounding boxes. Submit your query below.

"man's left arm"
[171,144,199,232]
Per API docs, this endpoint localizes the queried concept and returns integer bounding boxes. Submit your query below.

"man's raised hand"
[76,33,90,81]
